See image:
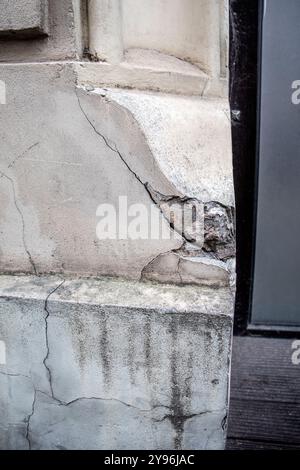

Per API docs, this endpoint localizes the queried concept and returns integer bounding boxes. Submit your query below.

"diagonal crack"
[0,143,40,176]
[7,142,39,171]
[75,89,187,243]
[76,89,145,187]
[0,171,37,274]
[0,371,31,380]
[153,409,219,424]
[35,388,171,415]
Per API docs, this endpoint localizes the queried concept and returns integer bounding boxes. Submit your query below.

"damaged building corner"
[0,0,235,450]
[141,184,236,288]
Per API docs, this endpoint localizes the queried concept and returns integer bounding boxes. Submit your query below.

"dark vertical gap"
[81,0,90,56]
[229,0,260,335]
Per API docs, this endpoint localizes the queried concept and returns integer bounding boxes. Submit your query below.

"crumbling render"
[141,250,231,288]
[203,202,235,260]
[145,184,204,247]
[76,86,236,288]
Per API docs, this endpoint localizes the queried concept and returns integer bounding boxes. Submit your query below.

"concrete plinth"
[0,275,233,450]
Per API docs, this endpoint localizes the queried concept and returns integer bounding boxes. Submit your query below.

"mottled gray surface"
[0,0,48,38]
[0,275,233,450]
[0,0,84,61]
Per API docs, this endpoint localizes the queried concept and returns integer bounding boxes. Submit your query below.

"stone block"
[0,0,49,39]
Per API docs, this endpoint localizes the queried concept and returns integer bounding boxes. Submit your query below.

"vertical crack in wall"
[25,388,37,450]
[43,280,65,398]
[0,171,37,274]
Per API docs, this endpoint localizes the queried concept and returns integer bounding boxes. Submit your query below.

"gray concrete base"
[0,275,233,450]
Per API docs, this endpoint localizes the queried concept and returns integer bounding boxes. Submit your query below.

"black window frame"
[230,0,300,338]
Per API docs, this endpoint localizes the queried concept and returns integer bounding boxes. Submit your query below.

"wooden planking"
[227,438,300,450]
[231,336,298,369]
[230,337,300,403]
[230,372,300,403]
[227,399,300,444]
[227,336,300,448]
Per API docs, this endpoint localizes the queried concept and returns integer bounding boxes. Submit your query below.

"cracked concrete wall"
[0,64,234,285]
[0,275,233,450]
[0,0,234,450]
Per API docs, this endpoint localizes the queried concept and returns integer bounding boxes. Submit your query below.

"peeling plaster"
[203,202,235,260]
[76,86,235,288]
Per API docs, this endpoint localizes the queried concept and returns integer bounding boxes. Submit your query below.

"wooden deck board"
[227,438,300,450]
[227,336,300,449]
